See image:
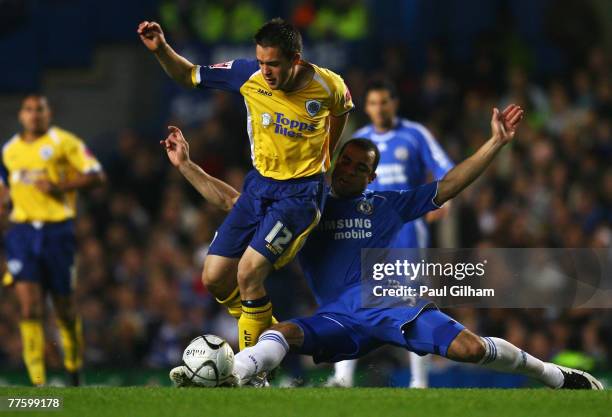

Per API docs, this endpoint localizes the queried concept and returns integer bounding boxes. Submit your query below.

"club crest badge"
[305,100,322,117]
[40,145,53,160]
[394,146,409,161]
[357,199,373,215]
[262,112,272,127]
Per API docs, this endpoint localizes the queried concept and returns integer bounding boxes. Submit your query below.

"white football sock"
[332,360,357,387]
[409,352,429,388]
[233,330,289,384]
[479,337,563,388]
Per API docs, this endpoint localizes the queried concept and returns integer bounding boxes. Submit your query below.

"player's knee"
[201,261,225,289]
[447,330,486,363]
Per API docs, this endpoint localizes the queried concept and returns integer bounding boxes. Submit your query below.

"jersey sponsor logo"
[375,163,408,185]
[273,112,316,138]
[257,88,272,96]
[319,217,373,240]
[40,145,53,160]
[305,100,322,116]
[208,61,234,69]
[394,146,409,161]
[12,169,45,184]
[357,199,373,215]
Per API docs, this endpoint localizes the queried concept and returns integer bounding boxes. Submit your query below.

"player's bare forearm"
[154,43,196,88]
[329,112,349,154]
[59,172,106,193]
[434,137,503,206]
[178,161,240,212]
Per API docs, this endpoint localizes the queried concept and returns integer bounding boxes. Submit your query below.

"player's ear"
[292,52,301,65]
[368,172,377,183]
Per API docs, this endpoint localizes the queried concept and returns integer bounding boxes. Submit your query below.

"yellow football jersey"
[193,59,353,180]
[1,126,102,223]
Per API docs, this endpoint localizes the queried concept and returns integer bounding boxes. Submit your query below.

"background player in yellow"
[0,95,106,386]
[139,18,353,349]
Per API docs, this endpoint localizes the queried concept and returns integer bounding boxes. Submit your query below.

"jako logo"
[273,112,316,138]
[257,88,272,96]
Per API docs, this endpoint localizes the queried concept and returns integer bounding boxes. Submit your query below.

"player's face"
[256,45,297,90]
[19,96,51,135]
[332,144,377,198]
[365,89,398,129]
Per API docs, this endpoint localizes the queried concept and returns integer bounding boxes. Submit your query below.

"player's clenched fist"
[137,21,166,52]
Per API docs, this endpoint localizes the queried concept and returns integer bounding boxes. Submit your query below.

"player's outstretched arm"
[434,104,523,206]
[161,126,240,211]
[137,21,196,88]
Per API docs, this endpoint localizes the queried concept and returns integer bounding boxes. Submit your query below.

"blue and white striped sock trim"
[258,330,290,352]
[480,337,498,365]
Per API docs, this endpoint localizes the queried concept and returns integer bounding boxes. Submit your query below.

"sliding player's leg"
[233,312,375,386]
[446,329,602,389]
[233,321,300,385]
[400,308,603,389]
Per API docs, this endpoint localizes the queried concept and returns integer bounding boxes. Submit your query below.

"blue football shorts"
[208,170,327,269]
[3,220,76,295]
[291,307,465,363]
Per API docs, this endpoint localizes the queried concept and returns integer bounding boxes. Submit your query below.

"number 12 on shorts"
[265,221,293,255]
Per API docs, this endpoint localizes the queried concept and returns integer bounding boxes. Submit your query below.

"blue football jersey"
[353,119,453,248]
[297,181,440,311]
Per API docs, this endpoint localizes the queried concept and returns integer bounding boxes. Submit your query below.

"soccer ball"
[182,334,235,387]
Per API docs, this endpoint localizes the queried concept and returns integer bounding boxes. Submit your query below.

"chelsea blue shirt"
[298,181,441,312]
[353,119,453,248]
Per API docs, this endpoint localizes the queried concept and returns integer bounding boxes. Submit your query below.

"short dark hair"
[21,93,49,108]
[254,18,302,59]
[364,79,398,100]
[339,138,381,172]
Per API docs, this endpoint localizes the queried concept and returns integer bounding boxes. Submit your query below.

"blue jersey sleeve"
[382,182,441,223]
[195,59,259,93]
[0,151,8,187]
[414,124,454,180]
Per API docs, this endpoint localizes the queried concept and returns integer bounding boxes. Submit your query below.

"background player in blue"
[328,80,454,387]
[138,18,353,350]
[165,104,601,390]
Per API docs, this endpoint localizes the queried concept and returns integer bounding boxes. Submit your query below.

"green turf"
[0,387,609,417]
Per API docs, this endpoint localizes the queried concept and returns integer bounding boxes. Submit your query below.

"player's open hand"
[161,126,190,168]
[491,104,524,145]
[137,21,166,52]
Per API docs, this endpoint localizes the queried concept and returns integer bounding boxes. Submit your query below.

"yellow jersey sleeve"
[318,69,354,117]
[60,131,102,174]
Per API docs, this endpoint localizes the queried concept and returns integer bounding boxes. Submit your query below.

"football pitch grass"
[1,387,610,417]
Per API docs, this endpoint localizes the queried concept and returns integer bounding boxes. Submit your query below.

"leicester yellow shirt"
[192,59,353,180]
[1,126,102,223]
